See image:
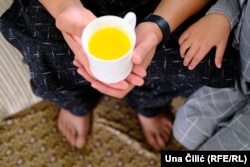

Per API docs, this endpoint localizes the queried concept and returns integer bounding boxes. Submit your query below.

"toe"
[76,135,87,149]
[65,123,74,145]
[161,129,171,143]
[57,116,67,139]
[143,131,157,149]
[68,125,77,146]
[156,133,167,150]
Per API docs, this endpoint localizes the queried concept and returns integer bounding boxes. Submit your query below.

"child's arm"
[179,0,242,70]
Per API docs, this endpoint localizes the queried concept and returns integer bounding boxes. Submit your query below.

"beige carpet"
[0,96,186,167]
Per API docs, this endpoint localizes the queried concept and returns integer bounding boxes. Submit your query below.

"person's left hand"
[75,21,162,98]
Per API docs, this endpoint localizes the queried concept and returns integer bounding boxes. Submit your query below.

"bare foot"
[57,108,91,149]
[138,109,173,151]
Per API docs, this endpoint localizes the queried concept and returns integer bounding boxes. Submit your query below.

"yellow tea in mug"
[89,27,131,60]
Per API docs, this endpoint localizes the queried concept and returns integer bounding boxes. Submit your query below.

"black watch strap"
[143,13,170,45]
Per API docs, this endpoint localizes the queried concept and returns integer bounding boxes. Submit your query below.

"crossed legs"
[173,86,249,150]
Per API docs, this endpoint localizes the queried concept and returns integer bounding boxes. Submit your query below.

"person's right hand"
[179,13,231,70]
[54,1,100,83]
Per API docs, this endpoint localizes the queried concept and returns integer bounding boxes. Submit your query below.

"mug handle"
[123,12,136,29]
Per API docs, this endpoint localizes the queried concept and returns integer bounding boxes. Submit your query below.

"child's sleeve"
[206,0,242,30]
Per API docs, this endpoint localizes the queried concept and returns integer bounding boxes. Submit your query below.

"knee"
[172,105,211,150]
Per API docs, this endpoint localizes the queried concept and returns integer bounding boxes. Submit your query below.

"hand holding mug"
[81,12,137,84]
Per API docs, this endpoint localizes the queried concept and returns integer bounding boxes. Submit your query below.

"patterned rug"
[0,96,186,167]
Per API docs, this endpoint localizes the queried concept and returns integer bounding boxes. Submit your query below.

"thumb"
[132,49,143,65]
[132,40,155,65]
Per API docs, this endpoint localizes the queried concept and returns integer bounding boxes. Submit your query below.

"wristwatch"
[143,13,170,45]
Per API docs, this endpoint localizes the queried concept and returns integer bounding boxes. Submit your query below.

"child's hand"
[179,13,231,70]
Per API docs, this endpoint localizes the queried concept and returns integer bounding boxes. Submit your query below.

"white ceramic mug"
[82,12,136,84]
